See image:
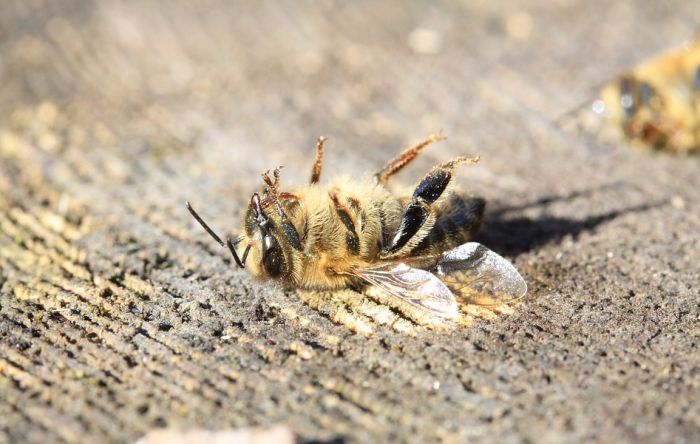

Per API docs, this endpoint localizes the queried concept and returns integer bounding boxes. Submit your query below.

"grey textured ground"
[1,1,699,443]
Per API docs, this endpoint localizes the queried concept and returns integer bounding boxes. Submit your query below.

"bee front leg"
[309,136,326,184]
[380,156,479,259]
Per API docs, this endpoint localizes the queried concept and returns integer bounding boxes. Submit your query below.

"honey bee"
[187,134,526,319]
[596,38,700,153]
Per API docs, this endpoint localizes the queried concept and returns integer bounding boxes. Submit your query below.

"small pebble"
[505,12,533,40]
[670,195,686,210]
[407,28,442,54]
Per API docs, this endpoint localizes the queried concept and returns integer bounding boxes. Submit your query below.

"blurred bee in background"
[595,38,700,153]
[187,134,526,319]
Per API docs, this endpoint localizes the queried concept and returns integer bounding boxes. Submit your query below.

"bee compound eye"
[639,81,653,105]
[619,76,636,118]
[262,235,285,278]
[263,248,284,277]
[244,208,257,235]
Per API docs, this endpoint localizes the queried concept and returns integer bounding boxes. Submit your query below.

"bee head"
[241,192,288,279]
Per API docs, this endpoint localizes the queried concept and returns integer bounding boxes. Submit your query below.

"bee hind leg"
[374,132,445,184]
[380,156,479,259]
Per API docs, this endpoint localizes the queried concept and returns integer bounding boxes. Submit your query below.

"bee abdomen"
[413,194,485,254]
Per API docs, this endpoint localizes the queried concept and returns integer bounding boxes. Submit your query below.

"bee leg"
[309,136,326,184]
[380,156,479,259]
[374,132,445,184]
[269,201,304,251]
[261,168,305,252]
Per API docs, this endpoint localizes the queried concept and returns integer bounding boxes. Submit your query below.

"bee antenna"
[186,201,224,247]
[226,238,245,268]
[241,244,251,265]
[186,201,245,268]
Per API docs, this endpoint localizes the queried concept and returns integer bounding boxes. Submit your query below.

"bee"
[595,38,700,153]
[187,134,526,319]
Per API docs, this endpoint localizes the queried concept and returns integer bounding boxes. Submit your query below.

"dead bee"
[187,134,526,319]
[596,38,700,153]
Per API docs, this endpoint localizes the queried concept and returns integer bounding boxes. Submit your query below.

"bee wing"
[436,242,527,306]
[352,262,459,319]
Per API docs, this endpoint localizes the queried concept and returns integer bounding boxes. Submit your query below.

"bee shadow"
[475,183,663,256]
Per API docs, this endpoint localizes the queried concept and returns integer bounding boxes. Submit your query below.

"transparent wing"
[436,242,527,306]
[352,262,458,318]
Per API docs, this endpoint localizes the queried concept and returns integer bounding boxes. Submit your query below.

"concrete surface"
[0,1,699,443]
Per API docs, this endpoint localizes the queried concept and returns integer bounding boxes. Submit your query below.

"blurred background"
[1,1,698,208]
[1,1,699,443]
